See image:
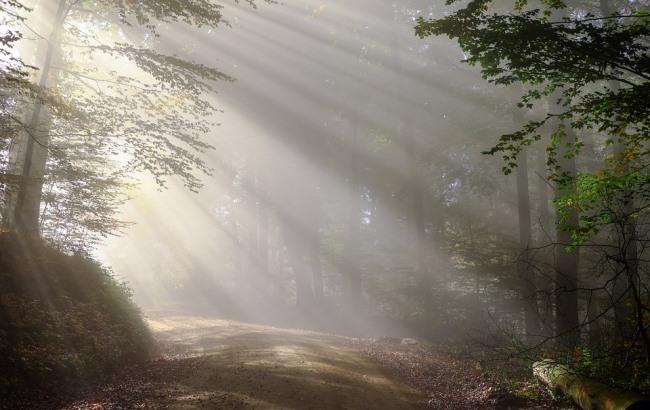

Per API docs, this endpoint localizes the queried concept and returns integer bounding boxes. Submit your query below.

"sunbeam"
[1,0,649,408]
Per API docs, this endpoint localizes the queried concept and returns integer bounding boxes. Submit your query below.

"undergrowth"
[0,233,152,396]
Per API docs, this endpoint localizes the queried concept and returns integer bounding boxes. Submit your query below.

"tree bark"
[343,120,362,310]
[295,253,313,310]
[534,143,557,337]
[554,134,580,347]
[537,141,552,243]
[9,0,67,235]
[516,149,541,341]
[548,95,580,348]
[307,187,324,303]
[310,241,323,301]
[256,166,270,291]
[407,130,434,323]
[533,359,650,410]
[285,225,313,309]
[598,0,639,342]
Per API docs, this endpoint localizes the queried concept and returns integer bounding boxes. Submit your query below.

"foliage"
[0,0,266,250]
[0,234,152,395]
[415,0,650,244]
[570,343,650,393]
[414,0,650,395]
[0,1,31,78]
[556,165,650,245]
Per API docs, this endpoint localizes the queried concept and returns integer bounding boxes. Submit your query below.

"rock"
[400,338,417,345]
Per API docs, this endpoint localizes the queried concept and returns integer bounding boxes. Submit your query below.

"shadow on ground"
[67,316,426,409]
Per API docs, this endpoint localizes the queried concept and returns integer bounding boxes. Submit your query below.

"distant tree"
[415,0,649,246]
[415,0,650,376]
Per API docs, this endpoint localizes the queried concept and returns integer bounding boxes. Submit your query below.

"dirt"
[348,339,569,410]
[63,316,427,409]
[12,316,568,409]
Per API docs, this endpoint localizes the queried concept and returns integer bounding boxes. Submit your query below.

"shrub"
[0,233,152,394]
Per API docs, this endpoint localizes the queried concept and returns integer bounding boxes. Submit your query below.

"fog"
[93,0,527,340]
[4,0,649,406]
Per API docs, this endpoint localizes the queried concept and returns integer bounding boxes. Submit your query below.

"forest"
[0,0,649,409]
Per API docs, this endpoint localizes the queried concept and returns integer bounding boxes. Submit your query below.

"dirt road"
[75,316,427,409]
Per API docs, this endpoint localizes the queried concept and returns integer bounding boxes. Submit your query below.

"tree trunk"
[343,120,362,310]
[407,130,434,323]
[533,359,650,410]
[295,253,313,310]
[554,134,580,347]
[610,113,648,358]
[535,143,556,337]
[516,149,540,341]
[256,166,270,292]
[598,0,639,341]
[311,241,323,301]
[284,224,313,310]
[537,140,553,243]
[9,0,67,235]
[306,187,324,303]
[268,208,283,301]
[232,202,245,296]
[548,95,580,348]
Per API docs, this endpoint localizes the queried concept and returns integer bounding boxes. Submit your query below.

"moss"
[533,359,650,410]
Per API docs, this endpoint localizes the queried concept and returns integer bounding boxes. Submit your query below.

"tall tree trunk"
[343,120,362,310]
[232,213,245,295]
[276,177,314,310]
[517,149,540,341]
[268,208,283,301]
[539,7,580,349]
[311,241,323,301]
[426,194,449,324]
[552,112,580,348]
[9,0,67,235]
[295,255,313,310]
[537,145,552,242]
[287,228,313,310]
[256,166,271,297]
[512,103,540,341]
[305,187,324,303]
[535,142,556,337]
[610,95,641,341]
[407,129,433,323]
[598,0,639,340]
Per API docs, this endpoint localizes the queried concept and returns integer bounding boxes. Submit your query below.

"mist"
[2,0,649,408]
[96,0,515,336]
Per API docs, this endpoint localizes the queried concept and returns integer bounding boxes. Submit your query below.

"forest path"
[104,315,427,409]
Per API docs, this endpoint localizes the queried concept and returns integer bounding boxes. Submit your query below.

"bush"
[0,233,152,394]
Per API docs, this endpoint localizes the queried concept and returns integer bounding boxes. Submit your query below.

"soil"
[65,316,426,409]
[9,315,571,409]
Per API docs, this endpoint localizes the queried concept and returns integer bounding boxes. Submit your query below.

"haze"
[2,0,648,408]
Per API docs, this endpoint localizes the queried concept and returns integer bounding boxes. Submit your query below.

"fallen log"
[533,359,650,410]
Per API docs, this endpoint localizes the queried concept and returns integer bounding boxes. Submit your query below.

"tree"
[514,128,540,341]
[2,0,263,250]
[415,0,649,245]
[414,0,650,366]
